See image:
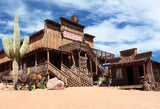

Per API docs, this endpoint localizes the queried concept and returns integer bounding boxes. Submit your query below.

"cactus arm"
[13,13,20,57]
[20,36,29,57]
[2,37,11,58]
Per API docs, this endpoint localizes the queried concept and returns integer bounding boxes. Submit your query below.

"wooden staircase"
[62,64,93,86]
[59,41,106,75]
[48,62,93,87]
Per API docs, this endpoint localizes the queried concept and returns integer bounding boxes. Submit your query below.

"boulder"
[47,77,64,90]
[1,85,8,91]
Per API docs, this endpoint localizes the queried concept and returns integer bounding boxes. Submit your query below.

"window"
[116,68,122,79]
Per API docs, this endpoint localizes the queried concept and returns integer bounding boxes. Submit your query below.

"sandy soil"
[0,86,160,109]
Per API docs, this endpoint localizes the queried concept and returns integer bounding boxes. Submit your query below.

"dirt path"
[0,87,160,109]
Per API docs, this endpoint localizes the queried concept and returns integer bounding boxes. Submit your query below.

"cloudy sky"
[0,0,160,62]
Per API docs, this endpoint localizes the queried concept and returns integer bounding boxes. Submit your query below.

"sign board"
[63,31,82,41]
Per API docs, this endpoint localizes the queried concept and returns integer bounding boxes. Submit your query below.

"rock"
[47,77,64,90]
[143,81,151,91]
[1,85,8,90]
[8,85,14,91]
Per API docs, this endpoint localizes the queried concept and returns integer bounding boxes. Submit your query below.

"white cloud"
[0,0,54,37]
[0,0,160,59]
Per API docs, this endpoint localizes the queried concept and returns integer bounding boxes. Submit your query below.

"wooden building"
[105,48,160,89]
[0,15,114,87]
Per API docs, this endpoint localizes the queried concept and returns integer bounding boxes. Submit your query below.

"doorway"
[50,52,61,70]
[139,66,144,77]
[127,66,134,85]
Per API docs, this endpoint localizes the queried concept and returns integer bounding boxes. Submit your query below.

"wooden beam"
[143,63,146,81]
[90,58,92,74]
[47,50,50,63]
[35,53,37,72]
[108,66,111,87]
[9,61,12,75]
[85,53,88,73]
[47,50,50,80]
[71,54,75,65]
[96,50,98,75]
[78,51,81,69]
[61,53,63,70]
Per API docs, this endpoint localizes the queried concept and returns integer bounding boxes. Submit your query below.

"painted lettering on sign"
[63,31,82,41]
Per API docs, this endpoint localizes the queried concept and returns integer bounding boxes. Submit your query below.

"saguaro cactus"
[2,14,29,85]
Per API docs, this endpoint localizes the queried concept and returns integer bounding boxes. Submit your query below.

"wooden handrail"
[63,64,93,85]
[59,41,106,75]
[62,64,81,85]
[48,62,69,86]
[71,65,93,84]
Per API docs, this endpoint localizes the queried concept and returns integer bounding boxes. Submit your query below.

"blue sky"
[0,0,160,62]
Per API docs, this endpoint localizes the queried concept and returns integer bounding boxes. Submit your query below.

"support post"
[96,51,98,75]
[90,58,92,75]
[61,53,63,71]
[143,63,146,81]
[78,51,81,69]
[35,53,37,72]
[47,50,50,64]
[72,54,75,65]
[108,66,111,87]
[47,50,50,80]
[9,61,12,74]
[85,53,87,73]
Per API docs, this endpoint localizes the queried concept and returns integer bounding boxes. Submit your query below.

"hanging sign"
[63,31,82,41]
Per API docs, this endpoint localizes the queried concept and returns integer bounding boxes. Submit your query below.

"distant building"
[105,48,160,90]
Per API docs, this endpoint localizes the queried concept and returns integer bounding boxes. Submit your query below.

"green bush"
[99,77,106,84]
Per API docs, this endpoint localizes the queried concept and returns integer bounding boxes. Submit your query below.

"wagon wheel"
[14,81,23,90]
[28,81,36,91]
[41,77,47,88]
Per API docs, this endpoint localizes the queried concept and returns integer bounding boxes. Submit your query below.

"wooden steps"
[59,41,106,75]
[48,62,92,87]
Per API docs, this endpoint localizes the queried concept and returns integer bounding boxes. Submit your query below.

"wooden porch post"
[9,61,12,74]
[61,53,63,71]
[78,51,81,69]
[85,53,87,73]
[47,50,50,80]
[47,50,50,63]
[108,66,111,87]
[90,58,92,74]
[96,51,98,75]
[143,63,146,81]
[35,53,37,72]
[72,54,75,65]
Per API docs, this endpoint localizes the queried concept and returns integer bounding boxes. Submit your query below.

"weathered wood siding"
[27,33,44,53]
[44,22,61,49]
[152,62,160,82]
[84,36,93,48]
[0,32,44,64]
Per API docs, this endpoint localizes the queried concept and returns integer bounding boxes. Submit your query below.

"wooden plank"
[78,51,81,69]
[143,63,146,81]
[119,84,143,89]
[61,53,63,70]
[35,53,37,72]
[90,58,92,74]
[96,50,98,75]
[47,50,50,63]
[72,54,75,65]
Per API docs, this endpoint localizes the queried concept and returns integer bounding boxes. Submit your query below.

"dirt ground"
[0,86,160,109]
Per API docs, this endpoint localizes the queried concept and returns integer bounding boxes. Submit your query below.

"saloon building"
[0,15,114,86]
